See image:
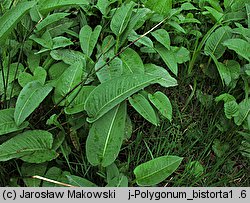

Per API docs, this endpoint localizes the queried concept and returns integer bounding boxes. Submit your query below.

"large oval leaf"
[84,74,160,123]
[79,25,102,57]
[145,0,172,16]
[0,1,36,43]
[134,155,183,186]
[14,81,53,126]
[120,48,144,74]
[129,94,158,126]
[0,108,29,136]
[204,26,232,59]
[86,102,126,167]
[66,175,97,187]
[0,130,57,163]
[148,91,172,122]
[151,29,171,50]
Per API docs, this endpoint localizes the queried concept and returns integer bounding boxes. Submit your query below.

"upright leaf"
[148,91,172,122]
[151,29,171,50]
[110,2,135,36]
[0,1,37,43]
[0,130,57,162]
[120,48,144,74]
[204,26,232,59]
[14,81,53,126]
[155,45,178,76]
[0,109,29,136]
[234,99,250,126]
[86,102,126,167]
[84,74,160,123]
[134,155,183,186]
[79,25,102,57]
[53,62,83,106]
[224,101,239,119]
[129,94,158,126]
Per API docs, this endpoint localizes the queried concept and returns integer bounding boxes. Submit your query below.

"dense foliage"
[0,0,249,187]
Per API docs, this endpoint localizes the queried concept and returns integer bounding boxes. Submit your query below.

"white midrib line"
[101,104,120,159]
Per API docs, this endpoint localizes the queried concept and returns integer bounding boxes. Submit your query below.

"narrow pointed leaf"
[129,94,158,126]
[149,91,172,122]
[0,1,37,43]
[14,81,53,126]
[134,155,183,186]
[0,130,57,162]
[38,0,90,13]
[0,109,29,136]
[54,62,83,106]
[110,2,135,36]
[120,48,144,74]
[84,74,160,123]
[86,102,126,167]
[155,45,178,76]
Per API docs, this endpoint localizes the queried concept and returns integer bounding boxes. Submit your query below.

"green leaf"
[224,100,239,119]
[129,94,158,126]
[0,130,57,162]
[212,139,229,158]
[35,13,70,32]
[53,62,83,106]
[106,174,128,187]
[95,57,123,83]
[48,62,69,81]
[0,63,24,85]
[0,1,37,43]
[124,114,133,140]
[148,91,172,122]
[84,74,160,123]
[173,46,190,64]
[50,49,86,66]
[14,81,53,126]
[134,155,183,186]
[0,108,29,136]
[42,167,69,187]
[128,30,154,48]
[66,175,97,187]
[204,6,224,22]
[246,3,250,28]
[79,25,102,57]
[204,26,232,59]
[52,36,73,49]
[18,66,47,87]
[21,163,48,187]
[151,29,171,50]
[144,63,177,88]
[234,99,250,126]
[215,93,236,103]
[145,0,172,16]
[110,2,135,36]
[38,0,90,13]
[86,102,126,167]
[155,45,178,76]
[120,48,144,74]
[223,38,250,61]
[186,161,204,177]
[64,86,95,115]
